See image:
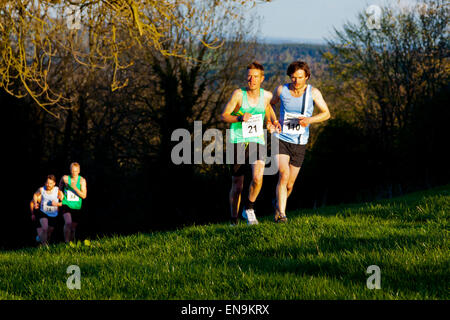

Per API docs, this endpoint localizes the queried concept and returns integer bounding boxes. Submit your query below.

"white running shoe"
[242,207,259,225]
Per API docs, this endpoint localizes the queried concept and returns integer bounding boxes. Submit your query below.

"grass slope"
[0,186,448,300]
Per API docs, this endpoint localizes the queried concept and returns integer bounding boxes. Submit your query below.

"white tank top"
[40,186,59,217]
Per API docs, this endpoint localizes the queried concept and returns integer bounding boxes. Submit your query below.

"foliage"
[0,0,271,113]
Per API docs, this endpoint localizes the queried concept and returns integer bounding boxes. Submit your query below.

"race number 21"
[242,114,263,138]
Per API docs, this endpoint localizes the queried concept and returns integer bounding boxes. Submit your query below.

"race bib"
[66,189,80,202]
[242,114,263,138]
[283,112,305,135]
[43,200,57,214]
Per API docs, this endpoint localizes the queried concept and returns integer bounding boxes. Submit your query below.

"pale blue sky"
[255,0,420,43]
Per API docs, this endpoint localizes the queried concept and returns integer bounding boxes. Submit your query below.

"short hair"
[47,175,56,183]
[287,60,311,79]
[247,61,264,75]
[70,162,80,170]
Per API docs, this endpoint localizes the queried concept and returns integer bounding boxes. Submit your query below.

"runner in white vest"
[31,175,64,245]
[270,61,330,222]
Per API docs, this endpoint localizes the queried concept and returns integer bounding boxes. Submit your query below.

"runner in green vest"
[58,162,87,243]
[220,61,280,226]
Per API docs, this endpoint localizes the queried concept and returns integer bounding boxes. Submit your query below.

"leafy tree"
[0,0,271,113]
[321,0,449,196]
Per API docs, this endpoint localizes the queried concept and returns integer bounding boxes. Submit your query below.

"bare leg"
[248,160,265,202]
[276,154,291,216]
[39,218,49,244]
[286,164,301,198]
[230,176,244,219]
[63,212,72,243]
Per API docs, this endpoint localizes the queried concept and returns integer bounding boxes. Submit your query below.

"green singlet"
[62,176,82,210]
[229,88,266,145]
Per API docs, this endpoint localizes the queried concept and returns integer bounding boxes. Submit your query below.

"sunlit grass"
[0,185,448,300]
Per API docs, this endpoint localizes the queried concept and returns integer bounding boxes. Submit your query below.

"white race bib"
[242,114,264,138]
[283,112,305,135]
[66,189,80,202]
[43,201,57,214]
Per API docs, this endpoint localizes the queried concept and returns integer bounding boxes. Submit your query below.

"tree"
[0,0,271,114]
[323,0,449,194]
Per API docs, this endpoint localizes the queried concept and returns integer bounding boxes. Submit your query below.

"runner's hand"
[267,123,275,134]
[298,115,312,127]
[273,120,282,133]
[51,201,59,206]
[242,113,252,122]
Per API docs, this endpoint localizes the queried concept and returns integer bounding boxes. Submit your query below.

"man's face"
[70,165,80,177]
[247,68,264,90]
[45,179,55,191]
[290,69,308,89]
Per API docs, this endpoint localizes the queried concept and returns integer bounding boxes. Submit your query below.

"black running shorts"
[34,208,59,228]
[276,137,306,168]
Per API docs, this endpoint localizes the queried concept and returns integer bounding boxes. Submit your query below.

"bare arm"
[70,177,87,199]
[264,91,277,123]
[33,189,41,208]
[270,85,283,108]
[269,86,283,132]
[299,87,331,127]
[79,178,87,199]
[58,176,66,191]
[31,189,41,218]
[52,190,65,207]
[220,89,251,123]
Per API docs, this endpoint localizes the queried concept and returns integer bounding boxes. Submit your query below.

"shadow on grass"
[227,232,448,299]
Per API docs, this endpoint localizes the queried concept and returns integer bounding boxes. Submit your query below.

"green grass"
[1,185,448,300]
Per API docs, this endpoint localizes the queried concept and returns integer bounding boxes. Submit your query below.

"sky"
[255,0,421,43]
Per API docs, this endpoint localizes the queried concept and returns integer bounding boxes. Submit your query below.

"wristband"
[237,115,243,122]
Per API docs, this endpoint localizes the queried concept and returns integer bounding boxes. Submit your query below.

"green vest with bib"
[62,176,83,210]
[230,88,266,145]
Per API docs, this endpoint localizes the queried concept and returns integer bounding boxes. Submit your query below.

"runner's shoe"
[36,235,41,243]
[242,207,259,225]
[272,199,287,223]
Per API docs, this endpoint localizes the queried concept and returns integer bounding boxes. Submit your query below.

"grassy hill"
[0,185,448,300]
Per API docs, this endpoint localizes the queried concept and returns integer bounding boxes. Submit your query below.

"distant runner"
[59,162,87,243]
[221,61,279,225]
[270,61,330,222]
[31,175,64,245]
